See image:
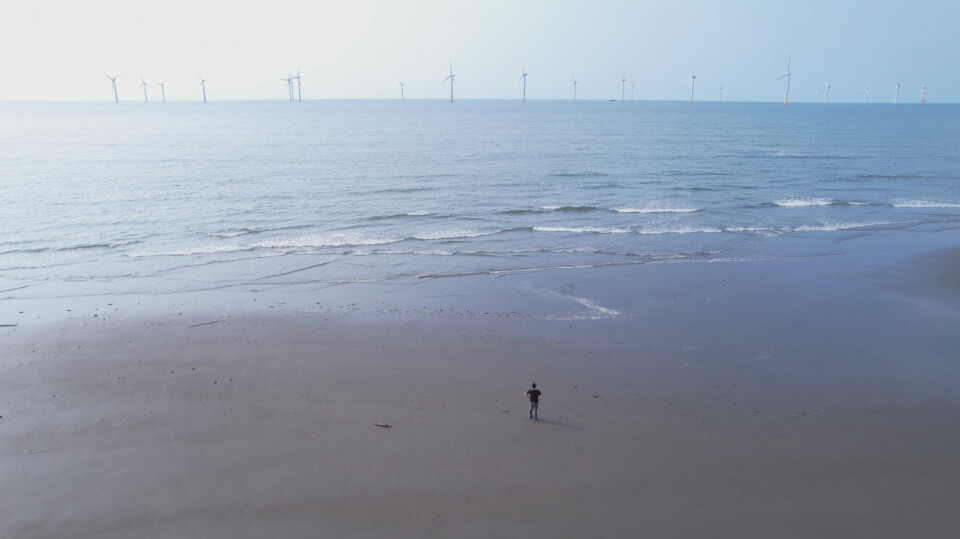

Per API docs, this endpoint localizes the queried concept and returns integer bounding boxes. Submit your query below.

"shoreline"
[2,236,960,538]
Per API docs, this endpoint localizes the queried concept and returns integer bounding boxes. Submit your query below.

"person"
[525,383,542,420]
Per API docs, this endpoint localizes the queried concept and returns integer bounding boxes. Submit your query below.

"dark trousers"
[529,401,539,419]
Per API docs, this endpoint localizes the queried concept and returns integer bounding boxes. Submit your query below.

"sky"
[1,0,957,103]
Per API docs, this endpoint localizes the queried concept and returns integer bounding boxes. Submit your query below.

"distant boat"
[608,99,615,102]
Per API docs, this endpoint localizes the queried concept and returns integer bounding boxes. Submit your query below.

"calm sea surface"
[2,100,959,304]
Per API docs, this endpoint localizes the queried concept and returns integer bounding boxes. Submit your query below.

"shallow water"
[2,100,958,303]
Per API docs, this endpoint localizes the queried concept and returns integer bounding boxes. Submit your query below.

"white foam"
[891,199,960,209]
[411,229,491,240]
[533,226,632,234]
[128,245,253,257]
[572,296,621,318]
[252,234,401,248]
[636,225,722,235]
[612,205,699,214]
[774,196,835,207]
[794,220,902,232]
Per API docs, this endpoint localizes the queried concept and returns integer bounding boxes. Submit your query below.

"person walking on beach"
[525,383,542,420]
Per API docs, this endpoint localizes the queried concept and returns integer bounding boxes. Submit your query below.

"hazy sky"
[2,0,956,102]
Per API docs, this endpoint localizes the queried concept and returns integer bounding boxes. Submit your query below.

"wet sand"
[2,242,960,538]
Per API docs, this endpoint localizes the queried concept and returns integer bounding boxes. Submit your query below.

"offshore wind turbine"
[399,80,404,100]
[631,83,634,101]
[441,62,455,102]
[157,81,166,102]
[199,74,207,103]
[573,77,578,100]
[104,74,119,102]
[823,83,830,103]
[294,67,302,102]
[894,81,901,104]
[775,55,792,105]
[282,74,294,101]
[688,74,696,103]
[719,86,723,102]
[520,66,528,102]
[138,76,149,103]
[860,84,869,104]
[620,76,626,102]
[920,82,926,105]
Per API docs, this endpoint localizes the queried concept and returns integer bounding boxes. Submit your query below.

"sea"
[2,100,959,318]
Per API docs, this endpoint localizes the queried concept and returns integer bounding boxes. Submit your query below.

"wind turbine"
[631,83,634,101]
[138,76,149,103]
[282,74,294,101]
[294,66,302,102]
[920,82,926,105]
[775,55,792,105]
[573,77,578,101]
[104,74,119,103]
[520,66,528,102]
[719,86,723,102]
[442,62,455,102]
[199,74,207,103]
[688,74,696,103]
[157,81,166,102]
[823,83,830,104]
[894,81,901,104]
[399,80,404,100]
[621,76,626,102]
[860,83,869,104]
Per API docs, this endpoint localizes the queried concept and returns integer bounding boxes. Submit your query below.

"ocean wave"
[371,210,434,220]
[794,220,905,232]
[612,205,699,214]
[533,226,632,234]
[767,150,811,158]
[548,171,611,178]
[0,240,139,256]
[410,229,493,240]
[128,234,403,257]
[774,196,836,207]
[541,205,599,212]
[210,228,261,238]
[891,199,960,209]
[636,225,723,235]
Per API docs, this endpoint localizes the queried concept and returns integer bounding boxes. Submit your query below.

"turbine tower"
[621,76,626,102]
[688,74,696,103]
[573,77,578,101]
[823,83,830,104]
[157,81,166,102]
[282,74,294,101]
[399,80,404,100]
[860,84,869,104]
[719,86,723,102]
[631,83,634,101]
[442,62,455,102]
[138,76,149,103]
[104,74,119,103]
[520,66,528,102]
[294,66,302,102]
[894,81,901,104]
[776,55,792,105]
[199,75,207,103]
[920,82,926,105]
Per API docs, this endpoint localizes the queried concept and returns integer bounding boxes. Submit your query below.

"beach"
[3,231,959,538]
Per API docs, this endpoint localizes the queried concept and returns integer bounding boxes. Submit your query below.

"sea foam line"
[774,196,836,207]
[891,199,960,209]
